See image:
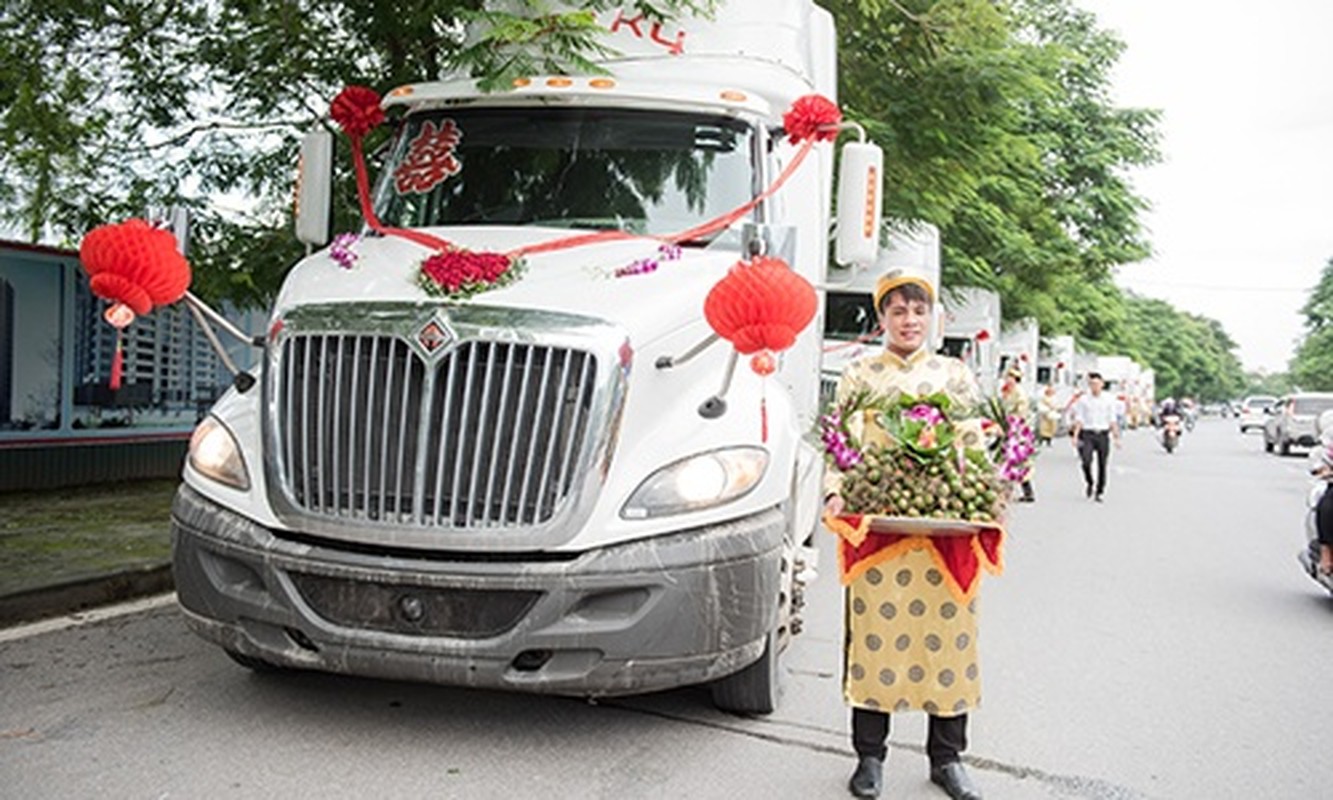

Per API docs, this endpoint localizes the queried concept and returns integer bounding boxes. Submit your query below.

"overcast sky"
[1077,0,1333,373]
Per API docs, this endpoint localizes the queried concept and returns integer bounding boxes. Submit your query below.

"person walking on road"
[1037,385,1060,447]
[824,270,988,800]
[1069,372,1121,501]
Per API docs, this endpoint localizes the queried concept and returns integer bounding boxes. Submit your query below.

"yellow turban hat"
[873,269,936,311]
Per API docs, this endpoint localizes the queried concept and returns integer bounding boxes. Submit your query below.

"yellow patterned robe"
[825,348,989,716]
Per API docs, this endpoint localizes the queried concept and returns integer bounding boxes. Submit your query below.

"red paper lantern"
[79,220,191,316]
[704,256,817,356]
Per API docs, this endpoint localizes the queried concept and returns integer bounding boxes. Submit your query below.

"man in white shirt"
[1069,372,1122,501]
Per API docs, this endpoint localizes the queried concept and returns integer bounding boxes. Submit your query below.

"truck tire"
[710,628,780,715]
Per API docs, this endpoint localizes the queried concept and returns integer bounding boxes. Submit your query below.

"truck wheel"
[710,628,780,715]
[224,649,289,673]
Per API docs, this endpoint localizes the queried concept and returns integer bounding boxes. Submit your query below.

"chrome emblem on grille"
[417,319,453,354]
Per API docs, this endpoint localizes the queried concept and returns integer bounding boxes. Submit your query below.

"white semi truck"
[170,0,879,714]
[941,287,1001,397]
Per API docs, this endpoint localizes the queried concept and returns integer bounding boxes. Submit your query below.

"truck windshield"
[375,107,757,240]
[824,291,879,341]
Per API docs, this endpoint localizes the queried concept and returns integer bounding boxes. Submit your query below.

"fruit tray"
[829,514,1003,538]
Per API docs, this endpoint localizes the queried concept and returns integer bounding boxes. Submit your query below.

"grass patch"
[0,479,178,595]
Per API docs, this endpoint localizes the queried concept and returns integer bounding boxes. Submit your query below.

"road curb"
[0,564,174,626]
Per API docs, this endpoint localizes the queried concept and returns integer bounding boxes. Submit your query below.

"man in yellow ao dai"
[825,271,988,800]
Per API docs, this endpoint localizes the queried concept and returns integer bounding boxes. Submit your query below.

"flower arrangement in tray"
[821,390,1032,525]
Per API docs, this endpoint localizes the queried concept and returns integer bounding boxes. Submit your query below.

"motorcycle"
[1160,413,1182,453]
[1299,478,1333,594]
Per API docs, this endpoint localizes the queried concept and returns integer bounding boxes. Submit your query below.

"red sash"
[825,514,1004,602]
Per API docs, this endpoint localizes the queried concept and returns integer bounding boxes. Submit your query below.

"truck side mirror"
[294,128,334,246]
[834,140,883,267]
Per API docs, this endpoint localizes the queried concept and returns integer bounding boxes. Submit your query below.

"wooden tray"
[830,514,1003,538]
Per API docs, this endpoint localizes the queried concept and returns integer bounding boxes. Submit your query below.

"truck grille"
[274,334,597,529]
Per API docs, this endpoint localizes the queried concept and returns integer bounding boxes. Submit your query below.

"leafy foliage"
[1290,258,1333,391]
[1121,294,1246,402]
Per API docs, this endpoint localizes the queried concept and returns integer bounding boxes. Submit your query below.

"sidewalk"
[0,479,178,625]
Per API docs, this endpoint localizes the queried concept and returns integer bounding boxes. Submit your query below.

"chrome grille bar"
[497,346,536,526]
[276,333,598,531]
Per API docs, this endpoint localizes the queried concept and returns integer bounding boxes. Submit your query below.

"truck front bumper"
[171,485,784,697]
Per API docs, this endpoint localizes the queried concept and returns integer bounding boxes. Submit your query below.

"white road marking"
[0,592,177,643]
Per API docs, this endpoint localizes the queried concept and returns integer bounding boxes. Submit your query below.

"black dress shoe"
[848,755,883,798]
[930,761,982,800]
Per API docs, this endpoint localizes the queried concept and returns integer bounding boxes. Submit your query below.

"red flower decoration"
[330,85,385,139]
[703,256,817,355]
[782,94,842,144]
[417,249,524,299]
[79,219,191,316]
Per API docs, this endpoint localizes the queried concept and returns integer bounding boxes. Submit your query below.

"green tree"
[1244,370,1294,397]
[1121,294,1246,402]
[827,0,1159,340]
[1290,257,1333,391]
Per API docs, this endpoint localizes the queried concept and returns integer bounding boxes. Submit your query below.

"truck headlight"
[188,417,250,490]
[621,447,768,519]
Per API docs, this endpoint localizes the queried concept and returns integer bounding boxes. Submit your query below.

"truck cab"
[171,0,876,714]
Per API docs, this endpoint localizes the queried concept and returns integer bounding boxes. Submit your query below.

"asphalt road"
[2,417,1331,799]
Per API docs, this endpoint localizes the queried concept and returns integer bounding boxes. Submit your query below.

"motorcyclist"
[1158,398,1183,452]
[1158,397,1179,423]
[1181,397,1197,431]
[1309,411,1333,575]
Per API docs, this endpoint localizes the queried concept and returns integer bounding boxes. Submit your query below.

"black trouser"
[1317,483,1333,547]
[1078,429,1111,495]
[852,707,968,766]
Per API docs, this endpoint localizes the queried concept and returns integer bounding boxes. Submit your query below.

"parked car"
[1263,393,1333,454]
[1238,395,1278,433]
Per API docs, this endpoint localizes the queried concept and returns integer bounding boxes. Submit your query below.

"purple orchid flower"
[905,404,945,425]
